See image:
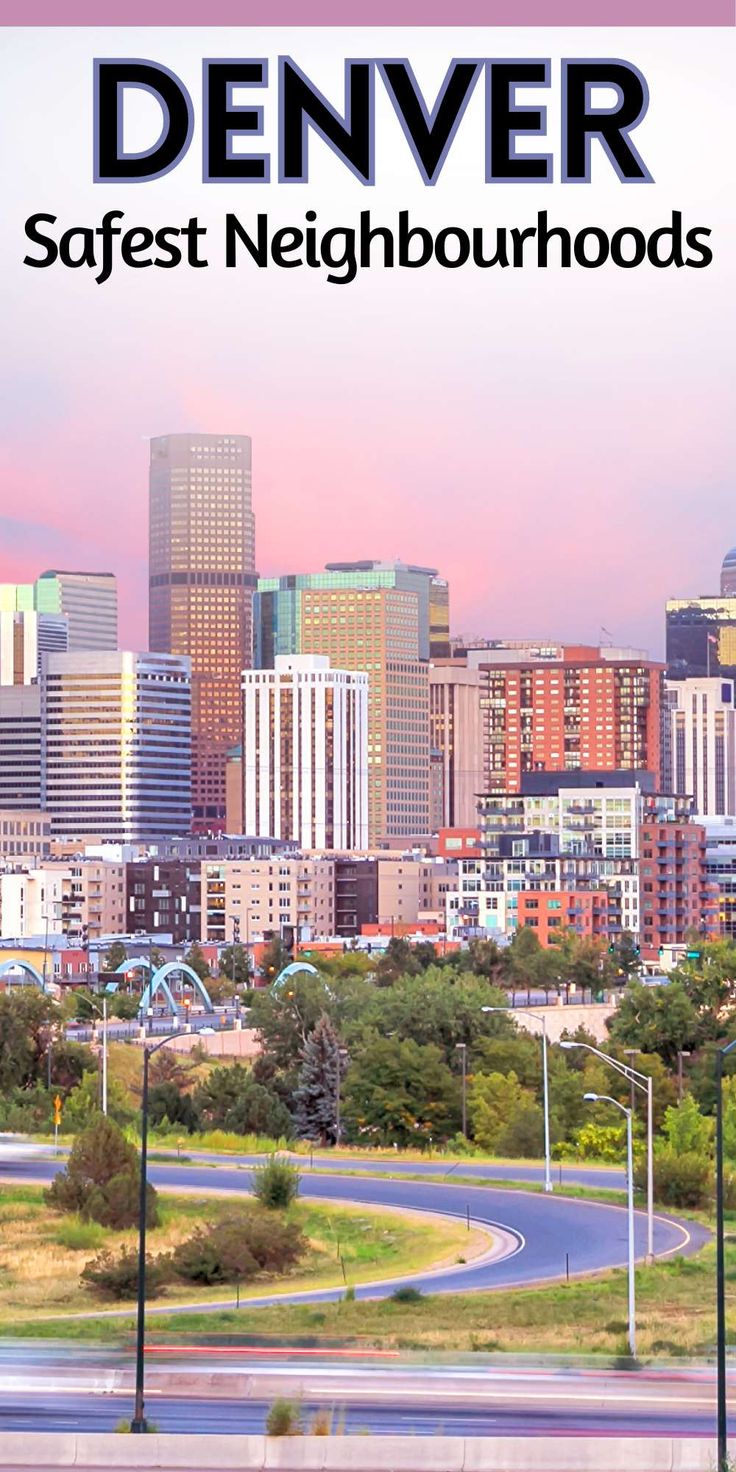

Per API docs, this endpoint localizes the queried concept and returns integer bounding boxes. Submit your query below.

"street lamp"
[482,1007,551,1193]
[456,1042,468,1139]
[715,1038,736,1472]
[335,1046,349,1148]
[677,1049,692,1103]
[86,995,109,1116]
[583,1092,636,1359]
[131,1022,180,1434]
[560,1039,653,1262]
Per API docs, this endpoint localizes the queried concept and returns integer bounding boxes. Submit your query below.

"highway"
[0,1154,708,1304]
[0,1350,730,1437]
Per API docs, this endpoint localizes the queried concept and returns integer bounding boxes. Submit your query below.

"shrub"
[81,1248,172,1300]
[635,1145,712,1209]
[252,1156,300,1210]
[54,1217,107,1251]
[266,1398,301,1437]
[390,1286,424,1304]
[171,1209,305,1285]
[46,1115,158,1229]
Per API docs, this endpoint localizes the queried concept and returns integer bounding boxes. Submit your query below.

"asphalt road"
[0,1155,708,1304]
[157,1147,628,1191]
[0,1357,730,1437]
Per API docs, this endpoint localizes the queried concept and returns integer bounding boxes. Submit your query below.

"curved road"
[0,1155,708,1306]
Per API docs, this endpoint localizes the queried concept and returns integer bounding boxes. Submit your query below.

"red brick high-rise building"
[476,646,663,794]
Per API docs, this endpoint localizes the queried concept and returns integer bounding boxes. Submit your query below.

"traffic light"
[53,1094,62,1129]
[80,924,89,952]
[233,918,240,944]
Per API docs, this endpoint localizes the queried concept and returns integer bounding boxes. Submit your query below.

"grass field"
[12,1228,729,1359]
[0,1184,484,1327]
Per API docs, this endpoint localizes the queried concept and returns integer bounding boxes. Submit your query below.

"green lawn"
[0,1184,484,1327]
[4,1198,724,1360]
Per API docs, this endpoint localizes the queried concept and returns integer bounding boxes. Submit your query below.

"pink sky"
[1,27,734,656]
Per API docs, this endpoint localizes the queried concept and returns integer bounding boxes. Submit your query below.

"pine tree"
[293,1014,343,1145]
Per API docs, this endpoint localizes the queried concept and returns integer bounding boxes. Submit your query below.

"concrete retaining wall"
[0,1433,714,1470]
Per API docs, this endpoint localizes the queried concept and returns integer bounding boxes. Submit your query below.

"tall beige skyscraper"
[149,433,256,831]
[255,572,431,842]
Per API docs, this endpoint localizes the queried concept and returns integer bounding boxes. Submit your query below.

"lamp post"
[335,1046,348,1147]
[583,1092,636,1359]
[131,1023,180,1434]
[560,1039,653,1262]
[85,995,109,1116]
[716,1038,736,1472]
[456,1042,468,1139]
[482,1006,551,1192]
[677,1049,692,1103]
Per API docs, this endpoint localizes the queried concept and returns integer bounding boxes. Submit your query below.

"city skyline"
[2,27,733,664]
[0,415,733,662]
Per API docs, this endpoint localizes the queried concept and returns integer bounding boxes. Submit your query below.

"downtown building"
[446,771,710,957]
[40,651,192,841]
[662,676,736,818]
[254,562,439,843]
[0,572,117,650]
[465,645,663,793]
[242,655,369,851]
[149,433,257,832]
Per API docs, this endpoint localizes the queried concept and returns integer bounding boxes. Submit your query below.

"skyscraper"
[149,434,256,832]
[254,572,431,842]
[0,573,117,651]
[0,610,68,685]
[471,646,663,793]
[35,572,117,649]
[429,663,485,829]
[242,655,369,851]
[666,597,736,680]
[663,677,736,817]
[41,651,192,840]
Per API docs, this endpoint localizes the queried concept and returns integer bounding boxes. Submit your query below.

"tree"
[259,936,291,984]
[341,1038,459,1148]
[148,1081,200,1133]
[0,990,56,1093]
[468,1071,527,1152]
[293,1013,342,1144]
[219,944,252,988]
[722,1077,736,1162]
[661,1094,713,1156]
[504,926,545,995]
[46,1115,158,1228]
[46,1038,96,1092]
[103,941,127,973]
[346,969,514,1069]
[249,970,333,1100]
[193,1064,292,1138]
[607,979,704,1066]
[184,943,211,981]
[148,1046,197,1092]
[609,931,642,983]
[374,937,421,986]
[675,941,736,1021]
[107,991,141,1020]
[63,1070,135,1130]
[252,1157,300,1209]
[464,937,507,984]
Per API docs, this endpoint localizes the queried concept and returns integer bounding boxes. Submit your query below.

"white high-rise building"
[41,652,192,840]
[242,655,369,851]
[664,677,736,817]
